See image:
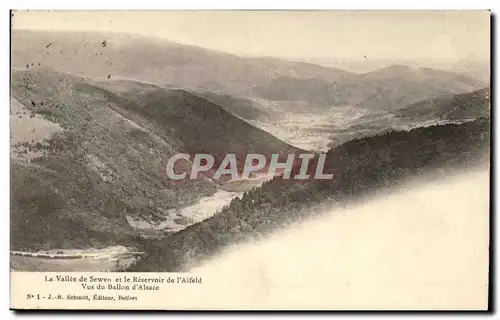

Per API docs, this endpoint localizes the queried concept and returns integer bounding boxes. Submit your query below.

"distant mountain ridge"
[11,29,357,98]
[12,29,487,113]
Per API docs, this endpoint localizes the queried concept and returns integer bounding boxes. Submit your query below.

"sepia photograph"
[9,10,491,310]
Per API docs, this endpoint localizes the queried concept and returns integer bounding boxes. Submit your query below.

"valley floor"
[247,106,369,152]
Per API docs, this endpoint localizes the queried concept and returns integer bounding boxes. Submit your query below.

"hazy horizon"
[12,10,490,65]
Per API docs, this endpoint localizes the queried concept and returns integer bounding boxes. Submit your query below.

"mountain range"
[12,29,487,113]
[10,29,491,258]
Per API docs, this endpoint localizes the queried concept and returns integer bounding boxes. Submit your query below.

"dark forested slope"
[131,117,490,272]
[10,68,298,251]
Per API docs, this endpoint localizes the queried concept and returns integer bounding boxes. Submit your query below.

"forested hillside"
[10,67,298,251]
[131,117,490,272]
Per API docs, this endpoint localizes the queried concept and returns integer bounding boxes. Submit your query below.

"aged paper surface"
[10,10,490,310]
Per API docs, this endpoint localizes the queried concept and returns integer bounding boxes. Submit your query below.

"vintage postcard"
[10,10,490,310]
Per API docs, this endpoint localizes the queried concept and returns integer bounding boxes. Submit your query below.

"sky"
[12,10,490,62]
